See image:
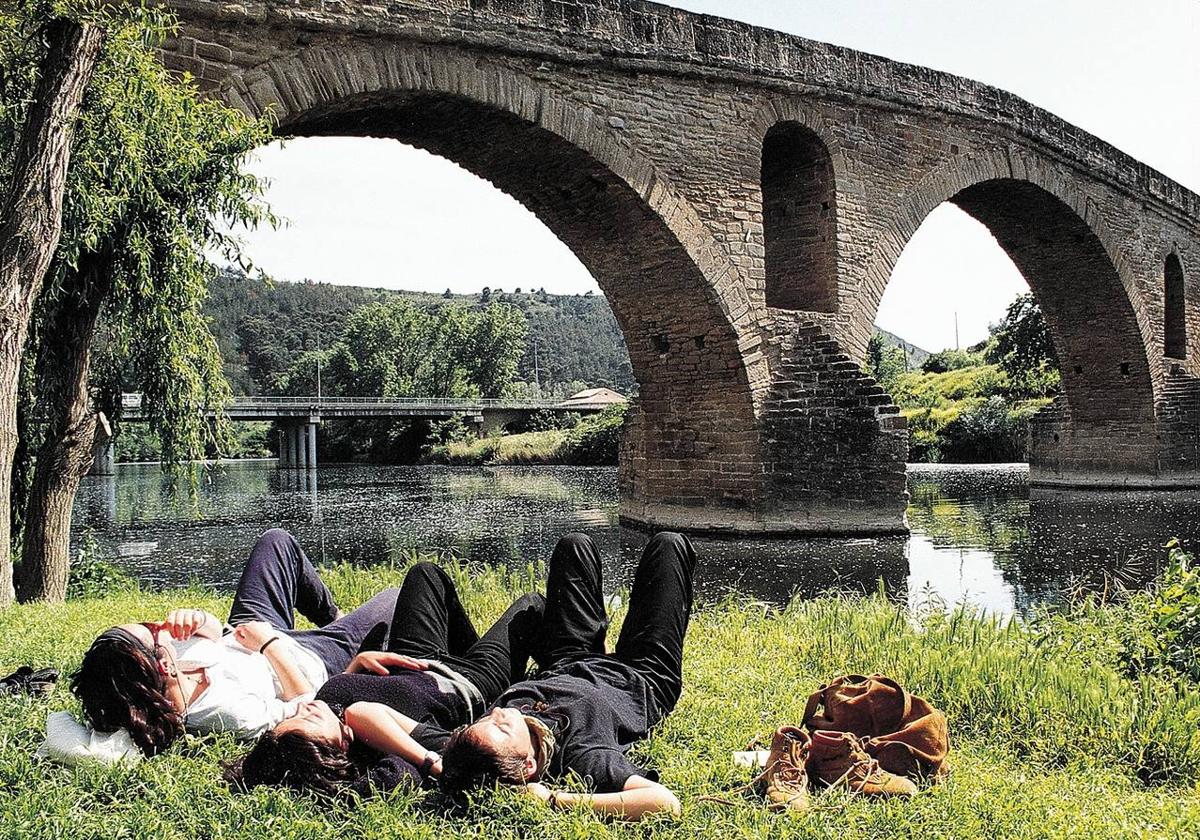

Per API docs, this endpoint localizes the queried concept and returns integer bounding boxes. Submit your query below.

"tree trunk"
[0,19,104,606]
[17,251,112,603]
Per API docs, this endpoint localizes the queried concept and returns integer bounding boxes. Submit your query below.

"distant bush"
[938,396,1026,463]
[921,348,985,373]
[520,409,581,433]
[562,404,627,465]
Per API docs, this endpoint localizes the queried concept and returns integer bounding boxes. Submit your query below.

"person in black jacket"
[226,561,543,797]
[432,531,695,821]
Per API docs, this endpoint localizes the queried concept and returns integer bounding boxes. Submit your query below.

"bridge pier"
[296,423,308,471]
[278,419,320,471]
[88,441,115,476]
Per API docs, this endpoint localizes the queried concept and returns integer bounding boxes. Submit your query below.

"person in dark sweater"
[431,531,695,821]
[226,561,544,797]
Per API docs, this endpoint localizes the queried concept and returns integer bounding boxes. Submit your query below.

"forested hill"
[204,268,634,395]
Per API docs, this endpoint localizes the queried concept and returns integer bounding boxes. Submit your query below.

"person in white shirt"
[70,529,408,754]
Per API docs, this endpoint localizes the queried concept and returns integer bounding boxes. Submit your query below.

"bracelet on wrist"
[259,636,281,655]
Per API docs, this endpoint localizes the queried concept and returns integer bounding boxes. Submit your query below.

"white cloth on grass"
[36,711,141,766]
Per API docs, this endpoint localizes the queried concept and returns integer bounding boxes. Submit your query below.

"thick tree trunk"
[17,251,112,603]
[0,19,103,606]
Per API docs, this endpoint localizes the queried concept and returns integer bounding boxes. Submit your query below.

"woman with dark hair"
[432,532,695,821]
[226,560,545,798]
[71,529,409,755]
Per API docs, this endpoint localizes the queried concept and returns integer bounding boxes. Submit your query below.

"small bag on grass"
[802,673,949,780]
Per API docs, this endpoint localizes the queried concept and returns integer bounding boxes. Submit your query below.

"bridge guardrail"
[222,396,610,409]
[120,395,624,417]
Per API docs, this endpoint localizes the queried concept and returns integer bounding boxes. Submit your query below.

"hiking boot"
[759,725,811,812]
[807,729,917,797]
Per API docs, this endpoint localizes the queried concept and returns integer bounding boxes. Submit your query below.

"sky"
[229,0,1199,353]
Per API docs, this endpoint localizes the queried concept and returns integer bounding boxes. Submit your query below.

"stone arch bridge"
[162,0,1200,535]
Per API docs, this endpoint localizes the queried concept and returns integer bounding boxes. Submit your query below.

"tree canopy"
[277,298,527,400]
[3,1,272,600]
[985,292,1060,398]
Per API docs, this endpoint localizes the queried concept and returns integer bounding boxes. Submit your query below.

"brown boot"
[759,725,811,811]
[807,729,917,797]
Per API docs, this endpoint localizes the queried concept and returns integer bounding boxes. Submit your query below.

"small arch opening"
[761,122,837,311]
[1165,252,1187,359]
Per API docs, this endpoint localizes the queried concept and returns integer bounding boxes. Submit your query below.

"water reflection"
[70,462,1200,616]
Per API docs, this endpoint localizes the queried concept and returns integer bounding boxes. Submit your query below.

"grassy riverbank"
[1,558,1198,838]
[429,404,626,466]
[432,428,569,465]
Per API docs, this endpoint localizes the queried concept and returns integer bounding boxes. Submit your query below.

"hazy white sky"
[232,0,1198,352]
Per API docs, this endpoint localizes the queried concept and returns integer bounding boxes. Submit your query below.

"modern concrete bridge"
[162,0,1200,535]
[114,395,615,470]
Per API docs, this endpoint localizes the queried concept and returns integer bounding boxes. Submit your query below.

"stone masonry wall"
[158,0,1200,529]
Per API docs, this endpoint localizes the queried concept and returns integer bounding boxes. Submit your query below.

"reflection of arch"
[1165,252,1187,359]
[760,122,838,311]
[865,152,1155,428]
[220,42,765,515]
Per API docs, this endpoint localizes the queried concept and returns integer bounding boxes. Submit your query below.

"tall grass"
[0,556,1197,838]
[432,430,567,465]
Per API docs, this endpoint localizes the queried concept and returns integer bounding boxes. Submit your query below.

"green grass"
[1,559,1198,838]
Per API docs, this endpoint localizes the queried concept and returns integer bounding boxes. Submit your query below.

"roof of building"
[559,387,627,406]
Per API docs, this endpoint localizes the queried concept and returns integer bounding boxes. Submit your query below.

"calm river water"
[70,462,1200,616]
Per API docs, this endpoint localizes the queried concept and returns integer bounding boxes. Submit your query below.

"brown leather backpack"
[802,673,949,780]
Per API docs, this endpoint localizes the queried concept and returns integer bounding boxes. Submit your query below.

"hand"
[163,609,213,641]
[346,651,429,675]
[526,782,555,806]
[233,621,278,652]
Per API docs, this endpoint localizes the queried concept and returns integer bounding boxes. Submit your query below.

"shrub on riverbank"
[891,365,1053,462]
[430,405,627,466]
[0,552,1197,838]
[431,429,569,465]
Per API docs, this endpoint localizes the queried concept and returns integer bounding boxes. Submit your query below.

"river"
[69,462,1200,616]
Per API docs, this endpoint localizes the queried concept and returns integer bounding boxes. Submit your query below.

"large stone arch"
[859,149,1160,481]
[216,41,771,527]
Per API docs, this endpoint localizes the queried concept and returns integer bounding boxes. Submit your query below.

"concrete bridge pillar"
[305,421,318,471]
[296,423,308,471]
[89,441,115,476]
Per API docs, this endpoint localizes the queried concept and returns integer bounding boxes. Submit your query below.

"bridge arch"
[750,103,844,314]
[1165,252,1187,360]
[217,42,769,524]
[862,150,1157,442]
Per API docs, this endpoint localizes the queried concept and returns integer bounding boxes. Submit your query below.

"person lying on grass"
[431,532,694,821]
[227,533,693,821]
[226,560,545,797]
[71,529,413,755]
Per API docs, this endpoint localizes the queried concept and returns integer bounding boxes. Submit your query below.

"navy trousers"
[228,528,399,674]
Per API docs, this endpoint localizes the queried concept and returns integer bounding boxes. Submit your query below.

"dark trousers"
[384,562,544,705]
[539,531,696,723]
[228,528,399,675]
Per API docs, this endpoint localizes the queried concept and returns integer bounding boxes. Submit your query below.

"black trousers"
[383,562,544,705]
[228,528,400,675]
[539,531,696,723]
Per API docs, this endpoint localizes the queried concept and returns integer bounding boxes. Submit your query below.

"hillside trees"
[202,271,635,398]
[274,298,527,462]
[874,294,1061,464]
[985,292,1060,398]
[6,6,271,602]
[0,4,105,605]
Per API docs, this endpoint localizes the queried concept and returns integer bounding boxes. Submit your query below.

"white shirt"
[174,634,329,740]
